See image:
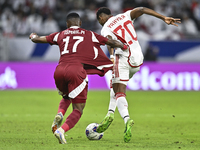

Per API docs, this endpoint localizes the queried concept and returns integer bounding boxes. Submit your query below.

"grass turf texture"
[0,90,199,150]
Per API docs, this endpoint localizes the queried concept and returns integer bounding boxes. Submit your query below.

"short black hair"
[96,7,111,20]
[66,12,80,21]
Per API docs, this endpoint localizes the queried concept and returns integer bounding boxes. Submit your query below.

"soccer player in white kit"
[96,7,181,142]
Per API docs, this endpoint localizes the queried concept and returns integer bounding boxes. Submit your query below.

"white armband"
[110,55,114,59]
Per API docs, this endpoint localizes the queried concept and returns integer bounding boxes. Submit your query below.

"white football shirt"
[101,10,144,67]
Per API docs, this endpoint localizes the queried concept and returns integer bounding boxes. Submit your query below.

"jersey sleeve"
[46,32,60,45]
[124,10,135,23]
[101,27,118,41]
[91,31,108,45]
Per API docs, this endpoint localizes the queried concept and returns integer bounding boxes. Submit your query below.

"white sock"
[107,88,116,115]
[116,93,130,124]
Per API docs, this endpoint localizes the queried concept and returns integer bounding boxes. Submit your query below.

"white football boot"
[54,128,67,144]
[51,112,63,133]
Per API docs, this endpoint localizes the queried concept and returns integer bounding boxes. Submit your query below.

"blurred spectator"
[85,3,96,22]
[54,1,69,31]
[107,0,123,15]
[11,0,26,12]
[0,0,12,11]
[26,12,43,34]
[1,8,15,37]
[32,0,46,9]
[1,15,14,37]
[144,44,159,61]
[193,1,200,23]
[15,12,29,35]
[82,3,97,31]
[94,0,107,8]
[40,0,55,20]
[180,13,199,35]
[0,0,199,40]
[154,2,172,16]
[42,14,60,34]
[67,0,85,17]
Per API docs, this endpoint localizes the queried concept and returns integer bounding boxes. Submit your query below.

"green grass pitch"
[0,90,199,150]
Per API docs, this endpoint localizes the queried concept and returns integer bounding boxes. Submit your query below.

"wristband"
[122,44,128,50]
[30,34,37,39]
[110,55,114,59]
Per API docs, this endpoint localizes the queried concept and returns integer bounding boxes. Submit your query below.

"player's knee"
[116,92,128,107]
[115,92,126,99]
[110,88,115,98]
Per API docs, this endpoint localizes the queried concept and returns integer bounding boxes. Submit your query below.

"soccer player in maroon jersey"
[29,12,128,144]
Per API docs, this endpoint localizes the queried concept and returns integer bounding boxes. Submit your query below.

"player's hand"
[110,58,115,71]
[164,17,181,27]
[29,33,38,39]
[110,58,114,65]
[122,43,129,51]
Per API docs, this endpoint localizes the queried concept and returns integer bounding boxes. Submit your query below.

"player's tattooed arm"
[29,33,48,43]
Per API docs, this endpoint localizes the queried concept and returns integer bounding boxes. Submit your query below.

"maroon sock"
[57,98,71,116]
[61,109,82,132]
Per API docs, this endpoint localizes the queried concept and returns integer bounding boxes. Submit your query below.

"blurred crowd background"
[0,0,200,39]
[0,0,200,62]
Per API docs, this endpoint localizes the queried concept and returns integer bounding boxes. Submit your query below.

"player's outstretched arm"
[29,33,48,43]
[130,7,181,27]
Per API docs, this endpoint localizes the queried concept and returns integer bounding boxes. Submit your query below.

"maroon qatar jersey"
[46,26,113,76]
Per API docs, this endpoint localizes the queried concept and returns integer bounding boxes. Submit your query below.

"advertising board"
[0,62,200,91]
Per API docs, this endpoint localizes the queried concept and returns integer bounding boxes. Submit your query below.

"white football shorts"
[112,54,140,85]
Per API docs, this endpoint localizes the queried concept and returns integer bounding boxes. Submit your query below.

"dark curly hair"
[66,12,80,21]
[96,7,111,20]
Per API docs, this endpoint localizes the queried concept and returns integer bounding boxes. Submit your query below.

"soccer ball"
[85,123,104,140]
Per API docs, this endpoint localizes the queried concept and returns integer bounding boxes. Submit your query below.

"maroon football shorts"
[54,63,88,103]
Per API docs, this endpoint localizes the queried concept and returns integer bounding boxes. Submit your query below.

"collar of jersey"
[69,26,80,29]
[108,16,113,21]
[103,16,113,26]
